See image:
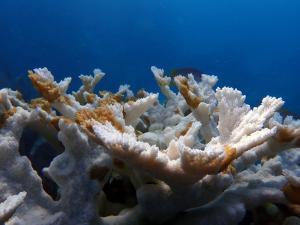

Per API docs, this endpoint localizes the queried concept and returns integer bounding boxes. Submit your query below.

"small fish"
[169,67,202,82]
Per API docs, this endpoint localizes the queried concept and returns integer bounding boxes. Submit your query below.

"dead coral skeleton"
[0,67,299,225]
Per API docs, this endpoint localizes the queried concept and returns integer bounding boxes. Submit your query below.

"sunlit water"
[0,0,299,113]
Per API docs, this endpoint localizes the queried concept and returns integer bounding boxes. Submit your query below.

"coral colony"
[0,66,300,225]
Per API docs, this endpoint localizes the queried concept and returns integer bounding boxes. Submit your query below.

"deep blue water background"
[0,0,299,113]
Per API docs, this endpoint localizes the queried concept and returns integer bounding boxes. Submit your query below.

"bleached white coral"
[0,66,299,225]
[33,67,55,82]
[33,67,72,94]
[73,68,105,104]
[0,192,26,224]
[124,93,158,126]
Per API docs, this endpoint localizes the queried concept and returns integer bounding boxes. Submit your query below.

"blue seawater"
[0,0,299,113]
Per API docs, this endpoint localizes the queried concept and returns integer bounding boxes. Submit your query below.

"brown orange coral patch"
[286,203,300,216]
[175,76,201,109]
[98,94,122,106]
[0,94,4,104]
[222,164,237,175]
[176,122,193,138]
[220,145,237,172]
[137,89,147,98]
[28,71,60,102]
[56,95,73,105]
[283,182,300,204]
[89,164,110,182]
[30,98,52,112]
[86,93,96,104]
[182,151,222,176]
[50,116,73,131]
[276,127,300,143]
[75,106,124,133]
[50,116,63,131]
[0,107,17,128]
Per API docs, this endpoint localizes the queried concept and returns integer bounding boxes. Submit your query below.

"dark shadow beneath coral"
[19,127,59,200]
[103,173,137,205]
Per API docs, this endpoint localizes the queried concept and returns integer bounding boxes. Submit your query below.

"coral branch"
[0,66,299,225]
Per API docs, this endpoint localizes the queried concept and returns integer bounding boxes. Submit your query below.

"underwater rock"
[0,67,299,225]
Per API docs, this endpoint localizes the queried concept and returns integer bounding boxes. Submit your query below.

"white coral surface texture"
[0,66,299,225]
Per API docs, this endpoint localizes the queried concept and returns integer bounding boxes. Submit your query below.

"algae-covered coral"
[0,67,300,225]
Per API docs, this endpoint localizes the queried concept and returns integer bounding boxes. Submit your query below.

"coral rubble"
[0,67,299,225]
